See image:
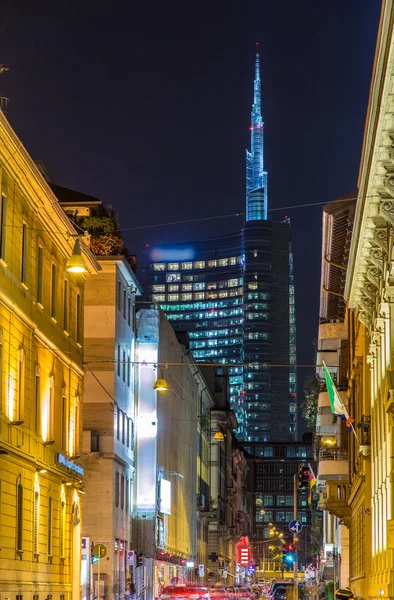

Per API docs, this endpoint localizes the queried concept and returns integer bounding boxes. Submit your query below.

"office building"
[145,49,296,442]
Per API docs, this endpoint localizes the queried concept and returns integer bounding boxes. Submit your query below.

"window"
[228,278,238,287]
[122,412,125,444]
[218,291,228,298]
[48,376,55,442]
[33,485,39,555]
[194,292,205,300]
[248,282,258,290]
[127,354,131,387]
[181,293,192,301]
[194,261,205,269]
[76,291,81,343]
[117,345,121,377]
[126,478,130,511]
[122,350,126,382]
[63,280,68,331]
[126,418,130,447]
[166,272,181,283]
[50,263,56,318]
[123,289,126,319]
[182,283,192,291]
[181,262,193,270]
[193,282,205,290]
[21,222,28,284]
[17,349,25,422]
[208,260,217,267]
[115,472,120,506]
[121,475,125,509]
[0,192,6,260]
[168,262,179,271]
[167,294,179,301]
[17,483,23,552]
[277,495,285,506]
[48,496,53,556]
[61,394,68,451]
[117,280,121,310]
[152,294,165,302]
[116,406,121,441]
[127,297,132,326]
[60,493,66,559]
[218,258,229,267]
[75,396,80,455]
[37,245,43,304]
[152,284,165,293]
[168,284,179,292]
[153,263,165,271]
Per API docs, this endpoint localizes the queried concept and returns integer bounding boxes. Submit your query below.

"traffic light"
[136,553,144,567]
[298,465,310,490]
[282,551,295,564]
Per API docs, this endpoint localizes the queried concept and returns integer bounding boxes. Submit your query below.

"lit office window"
[167,294,179,301]
[181,293,192,301]
[228,278,238,287]
[181,262,193,270]
[167,263,179,271]
[218,291,228,298]
[194,292,205,300]
[182,283,192,291]
[153,263,165,271]
[194,261,205,269]
[218,258,229,267]
[248,282,258,290]
[229,257,238,265]
[152,294,165,302]
[207,282,217,290]
[152,284,165,292]
[208,260,217,267]
[168,284,179,292]
[193,282,205,290]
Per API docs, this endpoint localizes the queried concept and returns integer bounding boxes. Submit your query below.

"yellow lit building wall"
[0,111,98,600]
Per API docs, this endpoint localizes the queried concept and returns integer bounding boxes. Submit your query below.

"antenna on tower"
[0,64,9,116]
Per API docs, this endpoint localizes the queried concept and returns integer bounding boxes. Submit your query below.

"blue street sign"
[289,520,303,534]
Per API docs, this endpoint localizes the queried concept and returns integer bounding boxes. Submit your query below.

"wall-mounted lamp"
[10,420,24,427]
[65,238,88,274]
[44,440,55,446]
[213,429,225,441]
[36,467,47,474]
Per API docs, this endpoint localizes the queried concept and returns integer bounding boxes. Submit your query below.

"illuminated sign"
[240,547,250,566]
[160,478,171,515]
[136,342,158,515]
[57,453,84,476]
[151,247,195,261]
[186,561,195,568]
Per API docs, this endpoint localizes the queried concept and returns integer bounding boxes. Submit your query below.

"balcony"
[325,481,351,524]
[318,448,349,482]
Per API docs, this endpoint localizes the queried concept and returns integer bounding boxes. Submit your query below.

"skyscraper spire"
[246,45,268,221]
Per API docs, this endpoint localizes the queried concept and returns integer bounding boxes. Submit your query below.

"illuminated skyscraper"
[145,50,296,442]
[246,44,268,221]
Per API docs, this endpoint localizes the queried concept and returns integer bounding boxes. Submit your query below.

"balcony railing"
[319,448,348,461]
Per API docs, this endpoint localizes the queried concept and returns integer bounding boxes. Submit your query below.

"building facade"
[244,440,312,568]
[80,255,142,600]
[314,196,355,589]
[0,111,99,599]
[145,50,296,443]
[344,4,394,599]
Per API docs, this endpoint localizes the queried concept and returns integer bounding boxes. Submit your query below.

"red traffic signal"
[282,542,296,552]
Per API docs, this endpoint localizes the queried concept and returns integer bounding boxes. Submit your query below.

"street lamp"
[65,239,88,274]
[154,369,169,391]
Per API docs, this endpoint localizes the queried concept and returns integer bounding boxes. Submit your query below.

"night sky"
[0,0,382,427]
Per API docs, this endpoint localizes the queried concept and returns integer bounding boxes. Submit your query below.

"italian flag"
[322,361,358,440]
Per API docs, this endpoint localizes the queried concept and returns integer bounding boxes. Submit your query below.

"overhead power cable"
[0,192,375,237]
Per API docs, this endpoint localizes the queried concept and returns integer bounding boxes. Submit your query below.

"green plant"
[81,208,124,256]
[325,581,334,600]
[301,373,321,428]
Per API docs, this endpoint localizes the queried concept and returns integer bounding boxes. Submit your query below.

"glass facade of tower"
[144,50,297,442]
[145,220,296,441]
